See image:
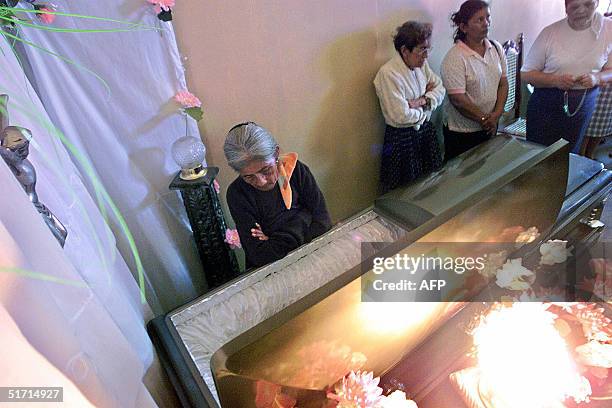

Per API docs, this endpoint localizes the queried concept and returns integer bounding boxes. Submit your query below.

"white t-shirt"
[522,13,612,84]
[441,39,508,132]
[373,54,446,129]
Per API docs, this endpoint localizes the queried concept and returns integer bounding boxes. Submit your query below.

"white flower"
[479,251,508,278]
[327,371,383,408]
[576,341,612,368]
[567,376,592,404]
[515,227,540,247]
[380,391,418,408]
[539,240,571,265]
[495,258,534,291]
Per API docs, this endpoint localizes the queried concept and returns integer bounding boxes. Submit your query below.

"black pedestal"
[170,168,240,289]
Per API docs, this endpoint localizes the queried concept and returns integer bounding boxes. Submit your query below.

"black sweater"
[227,160,332,268]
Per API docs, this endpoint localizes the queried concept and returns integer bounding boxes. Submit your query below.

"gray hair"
[223,122,278,172]
[394,21,433,53]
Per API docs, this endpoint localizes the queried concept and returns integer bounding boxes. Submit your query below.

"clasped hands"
[251,222,268,241]
[480,110,502,136]
[407,81,435,109]
[555,73,599,90]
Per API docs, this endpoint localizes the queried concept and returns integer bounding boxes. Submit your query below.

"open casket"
[148,135,612,407]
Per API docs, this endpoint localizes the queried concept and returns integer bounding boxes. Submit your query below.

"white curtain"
[18,0,206,313]
[0,34,156,406]
[0,303,95,407]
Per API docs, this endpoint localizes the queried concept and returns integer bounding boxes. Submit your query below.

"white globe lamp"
[171,136,207,180]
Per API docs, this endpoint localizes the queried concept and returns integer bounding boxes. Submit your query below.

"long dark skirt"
[526,87,599,153]
[380,121,442,193]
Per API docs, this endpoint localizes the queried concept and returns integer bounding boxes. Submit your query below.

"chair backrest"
[502,33,524,120]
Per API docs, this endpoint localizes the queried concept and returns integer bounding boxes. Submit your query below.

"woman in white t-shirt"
[440,0,509,161]
[521,0,612,153]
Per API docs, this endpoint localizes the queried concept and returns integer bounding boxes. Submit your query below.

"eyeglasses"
[241,162,277,184]
[415,46,433,56]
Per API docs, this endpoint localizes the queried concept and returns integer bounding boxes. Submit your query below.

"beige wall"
[173,0,564,223]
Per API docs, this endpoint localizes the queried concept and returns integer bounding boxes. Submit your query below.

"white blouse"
[522,13,612,86]
[441,39,508,133]
[373,54,445,129]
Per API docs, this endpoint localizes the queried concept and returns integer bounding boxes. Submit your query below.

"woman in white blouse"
[521,0,611,153]
[373,21,446,193]
[440,0,509,161]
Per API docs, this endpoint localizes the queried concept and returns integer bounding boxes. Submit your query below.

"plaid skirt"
[585,84,612,138]
[380,121,442,193]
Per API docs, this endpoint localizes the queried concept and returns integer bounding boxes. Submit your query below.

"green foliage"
[185,106,204,122]
[0,6,16,26]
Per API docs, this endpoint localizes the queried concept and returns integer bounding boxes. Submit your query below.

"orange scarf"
[277,152,298,209]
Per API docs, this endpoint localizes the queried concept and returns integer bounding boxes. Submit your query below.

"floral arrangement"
[552,303,612,390]
[327,371,418,408]
[494,258,535,291]
[469,301,611,405]
[147,0,174,22]
[327,371,383,407]
[488,236,598,302]
[468,302,594,406]
[252,340,418,407]
[539,239,571,265]
[444,227,582,303]
[446,223,610,404]
[174,90,203,122]
[456,224,583,299]
[255,371,418,408]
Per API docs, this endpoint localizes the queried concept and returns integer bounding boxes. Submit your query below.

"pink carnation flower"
[148,0,175,14]
[213,179,220,194]
[327,371,384,408]
[225,228,241,249]
[174,90,202,109]
[35,4,56,24]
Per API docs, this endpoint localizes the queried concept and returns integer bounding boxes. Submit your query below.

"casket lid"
[374,136,568,231]
[567,153,604,196]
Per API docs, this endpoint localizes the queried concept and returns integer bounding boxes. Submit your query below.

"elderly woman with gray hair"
[224,122,331,268]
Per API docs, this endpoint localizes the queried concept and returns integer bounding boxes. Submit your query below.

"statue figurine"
[0,94,68,247]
